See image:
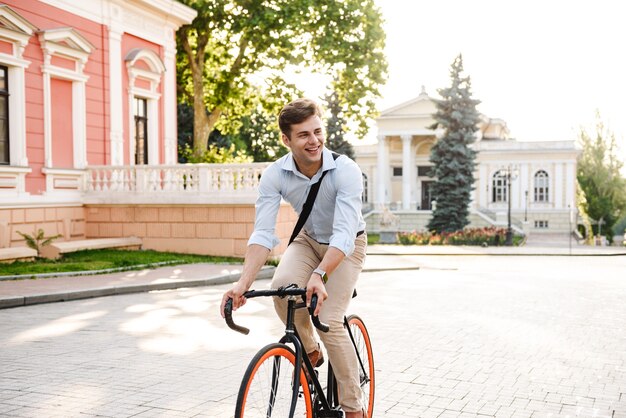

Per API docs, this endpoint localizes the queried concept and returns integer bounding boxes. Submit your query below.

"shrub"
[398,227,511,246]
[16,228,62,256]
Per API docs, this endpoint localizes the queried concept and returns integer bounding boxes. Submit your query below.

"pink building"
[0,0,295,260]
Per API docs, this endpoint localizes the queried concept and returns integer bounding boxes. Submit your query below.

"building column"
[565,162,576,208]
[41,69,53,168]
[478,164,488,208]
[401,134,412,210]
[163,30,177,165]
[108,25,124,165]
[554,162,563,209]
[376,134,388,208]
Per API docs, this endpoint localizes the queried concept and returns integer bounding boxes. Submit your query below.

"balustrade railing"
[84,163,270,203]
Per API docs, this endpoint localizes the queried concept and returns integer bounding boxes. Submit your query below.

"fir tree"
[324,91,355,160]
[427,55,481,233]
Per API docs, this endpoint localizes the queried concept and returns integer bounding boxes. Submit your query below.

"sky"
[371,0,626,156]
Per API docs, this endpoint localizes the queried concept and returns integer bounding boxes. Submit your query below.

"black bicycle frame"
[279,298,336,416]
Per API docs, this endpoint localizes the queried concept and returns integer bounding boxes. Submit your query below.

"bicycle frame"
[280,298,339,417]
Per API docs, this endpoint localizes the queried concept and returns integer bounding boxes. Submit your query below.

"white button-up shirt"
[248,147,366,256]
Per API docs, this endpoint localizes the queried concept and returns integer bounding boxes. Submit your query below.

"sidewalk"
[0,244,623,309]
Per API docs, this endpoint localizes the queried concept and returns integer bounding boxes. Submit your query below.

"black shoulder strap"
[288,152,340,245]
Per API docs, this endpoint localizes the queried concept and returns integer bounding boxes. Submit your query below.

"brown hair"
[278,98,322,138]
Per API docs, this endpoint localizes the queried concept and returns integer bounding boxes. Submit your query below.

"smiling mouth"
[305,146,320,154]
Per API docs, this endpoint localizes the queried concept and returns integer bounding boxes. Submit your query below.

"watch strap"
[313,267,328,284]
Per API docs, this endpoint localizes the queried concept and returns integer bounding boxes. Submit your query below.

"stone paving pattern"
[1,255,626,417]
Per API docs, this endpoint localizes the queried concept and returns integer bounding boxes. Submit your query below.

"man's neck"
[293,158,322,179]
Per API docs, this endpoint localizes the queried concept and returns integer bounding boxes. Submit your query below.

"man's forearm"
[238,244,271,290]
[317,246,346,276]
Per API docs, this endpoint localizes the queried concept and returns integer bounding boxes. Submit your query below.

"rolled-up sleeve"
[328,160,363,256]
[248,165,282,250]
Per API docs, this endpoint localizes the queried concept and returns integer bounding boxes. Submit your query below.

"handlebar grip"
[308,294,330,333]
[224,298,250,335]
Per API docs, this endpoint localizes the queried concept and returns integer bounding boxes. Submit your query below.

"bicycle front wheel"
[346,314,375,417]
[235,343,312,418]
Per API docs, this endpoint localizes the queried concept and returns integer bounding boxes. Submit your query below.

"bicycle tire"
[235,342,313,418]
[346,314,375,417]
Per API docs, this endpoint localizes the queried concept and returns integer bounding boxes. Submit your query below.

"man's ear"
[281,133,291,148]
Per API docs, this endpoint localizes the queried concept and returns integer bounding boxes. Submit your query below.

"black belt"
[316,230,365,245]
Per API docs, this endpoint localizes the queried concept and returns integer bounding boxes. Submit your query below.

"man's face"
[282,115,325,173]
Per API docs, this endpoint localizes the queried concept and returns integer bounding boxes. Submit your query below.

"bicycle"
[224,284,375,418]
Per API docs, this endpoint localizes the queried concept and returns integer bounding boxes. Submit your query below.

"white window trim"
[0,5,37,194]
[128,88,161,165]
[533,169,550,203]
[492,170,508,203]
[125,48,164,166]
[39,28,93,171]
[0,5,38,172]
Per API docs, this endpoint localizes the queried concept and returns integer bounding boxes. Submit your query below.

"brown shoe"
[300,349,324,381]
[307,349,324,368]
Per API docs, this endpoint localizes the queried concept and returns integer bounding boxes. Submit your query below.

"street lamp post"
[506,174,513,246]
[504,165,518,246]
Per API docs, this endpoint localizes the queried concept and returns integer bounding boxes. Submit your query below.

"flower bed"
[397,227,513,246]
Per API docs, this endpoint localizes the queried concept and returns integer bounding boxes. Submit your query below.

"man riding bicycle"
[220,98,367,417]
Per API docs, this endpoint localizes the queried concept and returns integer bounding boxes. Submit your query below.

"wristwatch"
[312,267,328,284]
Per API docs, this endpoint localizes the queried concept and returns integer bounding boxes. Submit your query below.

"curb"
[0,265,422,310]
[366,251,626,256]
[0,266,276,310]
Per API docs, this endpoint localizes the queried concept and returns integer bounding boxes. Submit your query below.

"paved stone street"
[1,255,626,417]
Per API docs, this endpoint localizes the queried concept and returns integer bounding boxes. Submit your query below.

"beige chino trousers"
[271,231,367,413]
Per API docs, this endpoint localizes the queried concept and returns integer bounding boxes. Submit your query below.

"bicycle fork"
[344,316,370,387]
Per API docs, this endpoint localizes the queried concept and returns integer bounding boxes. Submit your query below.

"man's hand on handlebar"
[220,281,248,318]
[306,274,328,317]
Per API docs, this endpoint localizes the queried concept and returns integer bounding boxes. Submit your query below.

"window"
[534,220,549,229]
[0,66,8,165]
[125,49,165,165]
[492,170,508,202]
[134,98,148,165]
[417,165,433,177]
[534,170,549,202]
[392,166,403,177]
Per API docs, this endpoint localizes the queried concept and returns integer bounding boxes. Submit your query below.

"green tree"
[177,103,194,162]
[324,90,355,160]
[427,55,480,233]
[176,0,387,159]
[233,104,288,162]
[577,114,626,239]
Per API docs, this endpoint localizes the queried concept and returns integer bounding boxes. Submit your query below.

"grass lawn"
[0,249,244,278]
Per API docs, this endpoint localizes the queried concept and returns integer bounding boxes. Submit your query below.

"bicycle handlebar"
[224,286,330,335]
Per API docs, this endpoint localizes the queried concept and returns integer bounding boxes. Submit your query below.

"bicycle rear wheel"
[346,314,375,417]
[235,342,312,418]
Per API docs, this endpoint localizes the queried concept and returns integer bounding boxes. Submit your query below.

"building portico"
[356,89,580,236]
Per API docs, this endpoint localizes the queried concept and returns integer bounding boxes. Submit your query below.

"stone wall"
[85,203,297,257]
[0,206,86,248]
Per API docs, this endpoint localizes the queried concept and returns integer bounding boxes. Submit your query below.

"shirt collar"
[280,147,337,179]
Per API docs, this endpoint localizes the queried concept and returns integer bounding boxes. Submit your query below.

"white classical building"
[355,89,580,238]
